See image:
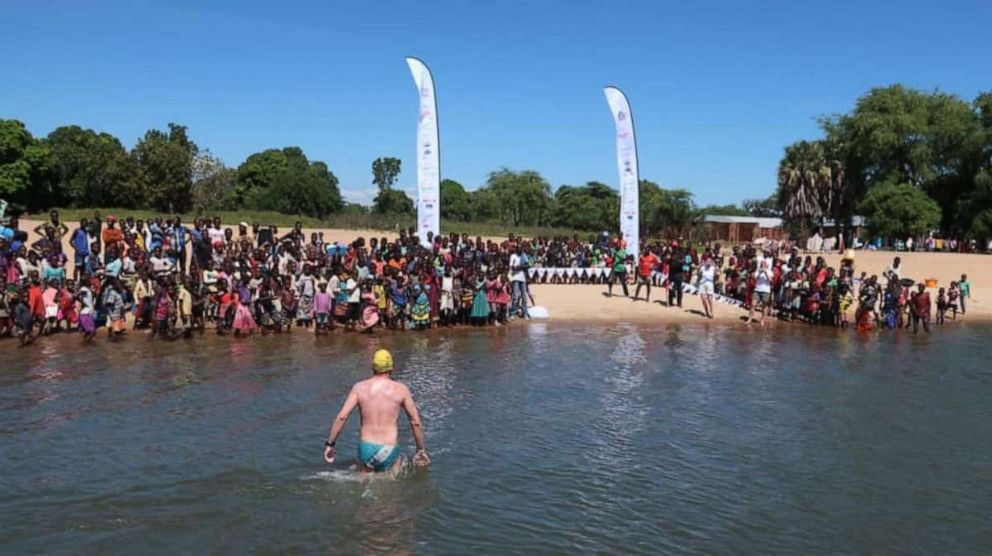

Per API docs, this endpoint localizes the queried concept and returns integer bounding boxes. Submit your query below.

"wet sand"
[21,218,991,323]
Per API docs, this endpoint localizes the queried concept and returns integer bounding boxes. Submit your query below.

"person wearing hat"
[323,349,430,473]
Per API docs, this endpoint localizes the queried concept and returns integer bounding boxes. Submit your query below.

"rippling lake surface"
[2,323,991,554]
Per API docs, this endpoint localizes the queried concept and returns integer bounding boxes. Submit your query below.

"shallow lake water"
[2,323,990,554]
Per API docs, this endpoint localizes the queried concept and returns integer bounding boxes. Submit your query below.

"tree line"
[11,84,981,242]
[774,85,992,243]
[0,121,345,219]
[0,119,710,235]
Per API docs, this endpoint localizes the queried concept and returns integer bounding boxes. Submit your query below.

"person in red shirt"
[633,250,660,302]
[910,283,931,334]
[28,276,46,320]
[101,216,125,264]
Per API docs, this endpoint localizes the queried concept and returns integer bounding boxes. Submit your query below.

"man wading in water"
[323,350,431,473]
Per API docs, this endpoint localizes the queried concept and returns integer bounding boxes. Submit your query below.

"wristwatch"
[325,441,335,448]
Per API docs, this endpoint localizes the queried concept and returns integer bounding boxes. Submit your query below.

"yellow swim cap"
[372,349,393,374]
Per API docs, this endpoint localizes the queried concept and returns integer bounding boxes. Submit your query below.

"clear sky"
[2,0,989,206]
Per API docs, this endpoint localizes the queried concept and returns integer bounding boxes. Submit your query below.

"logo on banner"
[618,110,627,121]
[420,82,431,98]
[419,109,433,122]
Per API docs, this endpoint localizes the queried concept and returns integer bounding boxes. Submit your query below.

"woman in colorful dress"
[359,284,380,332]
[470,274,490,326]
[231,284,257,338]
[410,283,431,330]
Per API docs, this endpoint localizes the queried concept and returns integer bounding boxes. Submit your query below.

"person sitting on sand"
[323,349,430,473]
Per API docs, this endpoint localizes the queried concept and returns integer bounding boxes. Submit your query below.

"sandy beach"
[20,218,992,324]
[532,250,991,324]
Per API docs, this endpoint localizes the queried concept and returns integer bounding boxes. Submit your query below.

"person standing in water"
[323,350,430,473]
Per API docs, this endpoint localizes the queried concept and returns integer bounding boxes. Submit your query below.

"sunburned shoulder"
[355,376,409,396]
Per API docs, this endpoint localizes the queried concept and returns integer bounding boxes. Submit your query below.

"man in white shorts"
[697,256,716,319]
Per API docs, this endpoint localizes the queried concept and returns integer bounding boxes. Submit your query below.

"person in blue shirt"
[42,256,66,287]
[0,216,19,242]
[148,219,164,251]
[172,216,190,274]
[70,218,91,282]
[105,246,123,279]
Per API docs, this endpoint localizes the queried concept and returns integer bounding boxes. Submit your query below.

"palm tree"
[777,140,845,239]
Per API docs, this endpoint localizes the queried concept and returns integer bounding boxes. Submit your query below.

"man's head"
[372,349,393,375]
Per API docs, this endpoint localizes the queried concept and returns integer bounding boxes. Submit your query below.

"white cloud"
[340,187,378,206]
[340,185,418,207]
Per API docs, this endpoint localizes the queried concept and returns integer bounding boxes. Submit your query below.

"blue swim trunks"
[358,441,400,472]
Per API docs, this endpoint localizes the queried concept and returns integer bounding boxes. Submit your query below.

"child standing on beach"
[936,287,948,326]
[314,281,331,335]
[958,274,970,315]
[947,282,960,321]
[838,284,854,328]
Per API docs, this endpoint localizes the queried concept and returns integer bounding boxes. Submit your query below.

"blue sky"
[2,0,989,206]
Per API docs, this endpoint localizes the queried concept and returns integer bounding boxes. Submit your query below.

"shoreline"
[528,284,991,324]
[14,218,991,329]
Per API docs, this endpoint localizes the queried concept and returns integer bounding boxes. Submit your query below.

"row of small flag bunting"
[528,268,745,307]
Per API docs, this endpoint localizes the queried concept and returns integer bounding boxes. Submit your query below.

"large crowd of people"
[0,210,555,345]
[0,209,974,345]
[617,241,970,332]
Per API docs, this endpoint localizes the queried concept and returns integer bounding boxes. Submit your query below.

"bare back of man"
[324,350,429,474]
[354,376,408,445]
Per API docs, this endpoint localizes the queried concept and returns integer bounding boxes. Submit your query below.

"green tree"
[235,147,343,217]
[131,123,198,213]
[236,148,292,206]
[776,140,843,238]
[477,169,552,226]
[639,180,698,238]
[373,188,415,215]
[44,125,134,207]
[701,203,748,217]
[371,157,406,214]
[0,119,53,212]
[469,187,500,221]
[551,181,618,231]
[440,178,472,221]
[956,92,992,241]
[372,157,402,192]
[820,85,979,229]
[191,150,237,213]
[857,181,941,240]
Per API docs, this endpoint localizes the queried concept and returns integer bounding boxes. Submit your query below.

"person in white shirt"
[697,257,717,319]
[748,259,774,326]
[208,220,226,246]
[149,246,174,276]
[76,284,97,341]
[508,244,528,318]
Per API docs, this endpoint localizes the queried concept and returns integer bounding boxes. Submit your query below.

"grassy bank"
[25,208,587,238]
